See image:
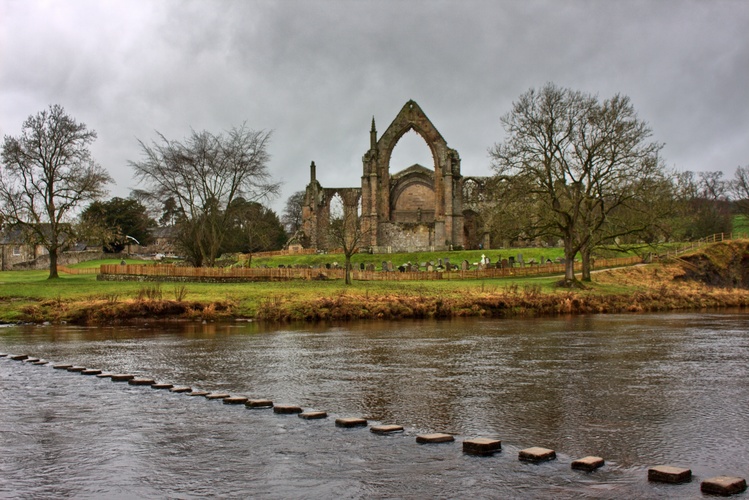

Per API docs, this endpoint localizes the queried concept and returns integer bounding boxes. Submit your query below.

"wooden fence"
[98,256,642,282]
[56,265,99,275]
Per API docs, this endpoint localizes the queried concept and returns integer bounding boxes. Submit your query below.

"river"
[1,312,747,499]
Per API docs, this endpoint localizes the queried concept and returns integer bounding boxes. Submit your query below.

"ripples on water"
[1,312,748,499]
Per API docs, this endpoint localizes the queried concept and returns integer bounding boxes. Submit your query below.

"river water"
[1,312,747,499]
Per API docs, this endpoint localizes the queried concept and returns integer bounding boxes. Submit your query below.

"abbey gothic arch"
[301,100,489,252]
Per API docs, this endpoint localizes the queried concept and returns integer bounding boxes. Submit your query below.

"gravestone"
[508,256,515,267]
[366,263,375,272]
[382,261,388,271]
[360,262,366,271]
[387,261,394,272]
[517,254,524,267]
[461,260,470,271]
[438,258,443,267]
[444,257,450,269]
[501,259,509,268]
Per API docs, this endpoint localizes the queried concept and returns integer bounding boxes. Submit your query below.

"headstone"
[501,259,509,269]
[508,256,515,267]
[461,260,469,271]
[325,263,331,269]
[366,263,375,272]
[360,262,365,271]
[398,265,406,273]
[438,258,443,267]
[444,257,450,269]
[517,253,524,265]
[427,264,434,272]
[387,261,394,272]
[382,261,388,271]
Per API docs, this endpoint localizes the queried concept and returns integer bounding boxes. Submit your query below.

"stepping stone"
[701,476,747,496]
[647,465,692,484]
[205,393,230,400]
[417,433,455,444]
[273,405,303,414]
[66,366,86,372]
[128,378,156,386]
[96,373,115,378]
[246,399,273,408]
[223,396,249,405]
[23,357,40,363]
[110,374,135,381]
[572,456,605,472]
[335,417,368,428]
[187,390,209,397]
[519,447,556,463]
[151,383,173,390]
[53,364,73,370]
[371,424,404,435]
[32,360,49,365]
[170,386,192,393]
[81,369,102,375]
[299,411,328,420]
[462,437,501,455]
[10,354,28,361]
[0,353,7,357]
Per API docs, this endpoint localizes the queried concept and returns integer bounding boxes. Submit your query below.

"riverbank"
[2,241,748,325]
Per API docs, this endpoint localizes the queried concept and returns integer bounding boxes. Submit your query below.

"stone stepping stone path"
[519,447,556,463]
[223,396,248,405]
[463,438,500,455]
[273,405,303,414]
[701,476,747,496]
[246,399,273,408]
[648,465,691,484]
[417,433,455,444]
[6,354,745,498]
[335,417,367,428]
[371,424,403,435]
[128,378,156,386]
[299,411,327,420]
[205,393,230,400]
[571,456,605,472]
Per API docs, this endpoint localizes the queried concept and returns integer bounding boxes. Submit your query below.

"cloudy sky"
[1,0,748,213]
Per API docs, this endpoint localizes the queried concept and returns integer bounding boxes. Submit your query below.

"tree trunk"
[48,248,59,279]
[563,237,576,285]
[581,246,592,282]
[344,253,352,285]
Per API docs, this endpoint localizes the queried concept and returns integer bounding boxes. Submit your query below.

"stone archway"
[361,100,463,251]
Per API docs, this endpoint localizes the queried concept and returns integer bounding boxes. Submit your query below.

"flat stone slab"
[648,465,692,484]
[572,456,605,472]
[299,411,328,420]
[53,364,73,370]
[223,396,249,405]
[273,405,303,414]
[151,383,173,389]
[371,424,404,435]
[187,390,209,396]
[81,369,102,375]
[335,417,368,428]
[463,438,501,455]
[519,447,556,463]
[246,399,273,408]
[205,392,230,400]
[128,378,156,386]
[32,360,49,365]
[66,366,86,372]
[701,476,747,496]
[96,373,115,378]
[170,386,192,393]
[418,433,456,444]
[110,374,135,381]
[0,353,7,357]
[23,357,40,363]
[10,354,29,361]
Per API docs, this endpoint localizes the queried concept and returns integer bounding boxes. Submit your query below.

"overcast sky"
[2,0,748,213]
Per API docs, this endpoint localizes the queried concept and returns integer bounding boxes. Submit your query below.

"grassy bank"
[1,241,747,324]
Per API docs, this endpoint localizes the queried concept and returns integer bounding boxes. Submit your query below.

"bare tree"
[130,126,279,266]
[0,105,111,278]
[730,165,749,219]
[491,84,665,285]
[281,190,305,235]
[327,196,367,285]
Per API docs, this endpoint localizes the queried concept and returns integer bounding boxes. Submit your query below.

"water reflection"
[1,312,748,498]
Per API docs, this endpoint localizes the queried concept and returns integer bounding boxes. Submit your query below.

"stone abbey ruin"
[301,100,489,253]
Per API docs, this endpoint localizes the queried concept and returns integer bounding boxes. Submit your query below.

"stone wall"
[376,222,434,253]
[11,250,119,270]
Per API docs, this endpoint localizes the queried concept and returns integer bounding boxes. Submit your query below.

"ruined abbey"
[301,100,489,253]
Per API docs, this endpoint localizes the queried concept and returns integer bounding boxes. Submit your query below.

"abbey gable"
[301,100,489,253]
